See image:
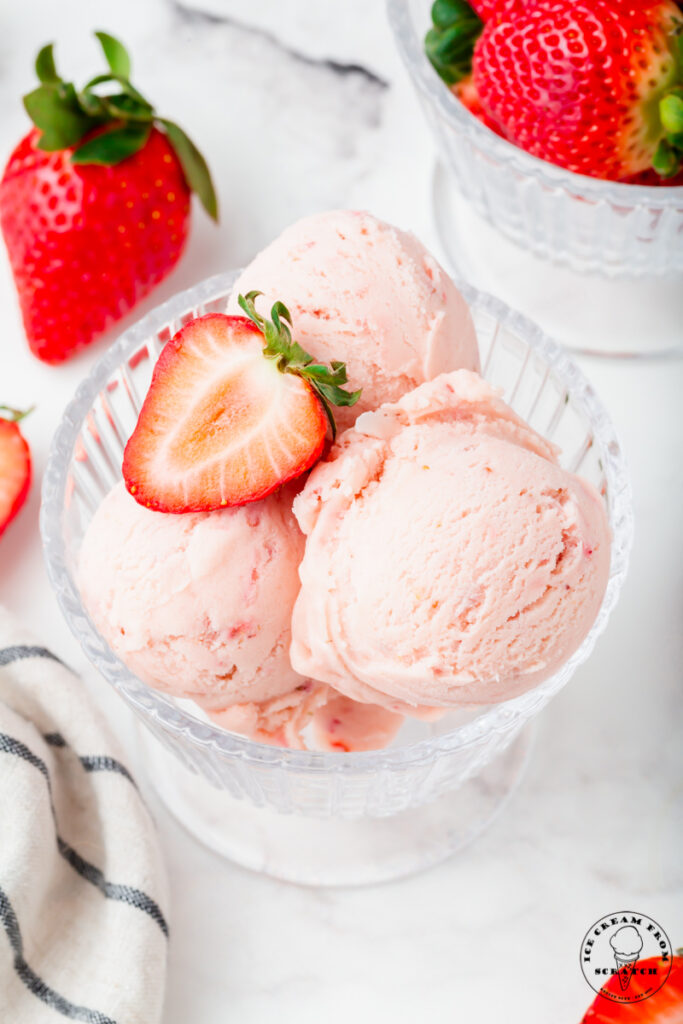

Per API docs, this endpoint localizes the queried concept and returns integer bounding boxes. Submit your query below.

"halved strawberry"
[123,297,360,512]
[0,407,32,539]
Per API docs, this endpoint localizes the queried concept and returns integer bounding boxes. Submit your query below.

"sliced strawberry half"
[123,300,360,512]
[0,407,32,538]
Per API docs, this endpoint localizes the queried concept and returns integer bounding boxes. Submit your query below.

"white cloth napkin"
[0,608,169,1024]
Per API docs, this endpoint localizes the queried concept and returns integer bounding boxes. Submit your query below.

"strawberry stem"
[425,0,483,86]
[0,405,34,423]
[238,292,361,440]
[23,32,218,220]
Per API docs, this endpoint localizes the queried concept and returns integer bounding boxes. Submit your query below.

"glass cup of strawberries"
[388,0,683,282]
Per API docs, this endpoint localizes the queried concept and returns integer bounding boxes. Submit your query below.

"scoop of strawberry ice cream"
[79,481,306,709]
[290,370,611,710]
[227,209,479,430]
[78,482,403,752]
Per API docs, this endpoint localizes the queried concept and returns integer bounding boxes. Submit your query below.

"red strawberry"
[581,954,683,1023]
[452,75,505,135]
[123,295,361,513]
[0,407,32,539]
[473,0,683,182]
[468,1,495,16]
[0,32,217,363]
[426,0,527,85]
[425,1,484,86]
[623,167,683,186]
[468,0,523,20]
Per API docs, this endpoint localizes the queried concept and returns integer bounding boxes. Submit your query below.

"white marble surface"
[1,0,682,1021]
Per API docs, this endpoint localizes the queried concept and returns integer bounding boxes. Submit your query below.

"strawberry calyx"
[0,405,34,424]
[654,86,683,178]
[23,32,218,219]
[237,291,361,440]
[425,0,483,86]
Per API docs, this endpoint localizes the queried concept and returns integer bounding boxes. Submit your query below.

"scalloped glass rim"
[387,0,683,207]
[41,271,633,775]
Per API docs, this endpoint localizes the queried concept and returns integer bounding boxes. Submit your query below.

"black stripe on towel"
[43,731,67,747]
[0,733,168,938]
[79,755,136,786]
[44,733,137,788]
[0,886,115,1024]
[0,645,63,668]
[57,840,168,935]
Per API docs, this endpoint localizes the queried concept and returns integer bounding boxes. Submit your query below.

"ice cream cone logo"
[580,912,672,1004]
[610,926,643,991]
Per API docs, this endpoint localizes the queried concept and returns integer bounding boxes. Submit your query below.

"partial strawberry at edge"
[581,954,683,1022]
[0,128,191,363]
[472,0,683,183]
[0,408,32,539]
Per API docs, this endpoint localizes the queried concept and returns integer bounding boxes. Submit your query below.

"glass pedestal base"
[140,722,535,887]
[432,160,683,359]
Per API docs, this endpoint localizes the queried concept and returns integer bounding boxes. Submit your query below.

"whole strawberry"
[426,0,683,183]
[475,0,683,181]
[0,33,218,363]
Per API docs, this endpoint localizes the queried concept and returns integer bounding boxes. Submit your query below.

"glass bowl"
[387,0,683,278]
[41,271,632,885]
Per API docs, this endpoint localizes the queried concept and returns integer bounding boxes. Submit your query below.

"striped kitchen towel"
[0,607,168,1024]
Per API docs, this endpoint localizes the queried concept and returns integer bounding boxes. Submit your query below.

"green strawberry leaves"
[71,122,152,165]
[655,88,683,179]
[0,405,34,424]
[425,0,483,86]
[95,31,131,78]
[23,32,218,219]
[238,291,361,439]
[660,93,683,134]
[35,44,60,85]
[158,119,218,223]
[25,81,96,151]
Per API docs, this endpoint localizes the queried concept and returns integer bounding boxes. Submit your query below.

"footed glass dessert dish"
[42,271,632,885]
[388,0,683,281]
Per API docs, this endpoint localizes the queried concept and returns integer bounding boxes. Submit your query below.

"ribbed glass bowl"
[388,0,683,277]
[41,271,632,882]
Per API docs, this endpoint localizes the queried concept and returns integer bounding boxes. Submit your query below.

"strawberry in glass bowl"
[388,0,683,278]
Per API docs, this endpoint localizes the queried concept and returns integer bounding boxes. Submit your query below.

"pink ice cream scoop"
[79,481,307,711]
[78,481,402,751]
[290,370,611,710]
[227,209,479,430]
